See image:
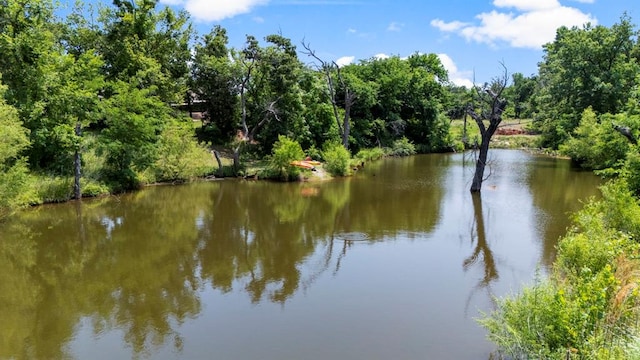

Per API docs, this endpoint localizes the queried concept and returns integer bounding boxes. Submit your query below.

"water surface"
[0,150,602,359]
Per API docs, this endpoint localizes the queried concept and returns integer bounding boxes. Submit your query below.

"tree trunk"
[470,133,491,192]
[233,147,240,173]
[342,99,351,149]
[73,122,82,200]
[213,150,223,177]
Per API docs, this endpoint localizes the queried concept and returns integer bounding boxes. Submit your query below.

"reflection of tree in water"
[0,156,448,358]
[463,194,498,312]
[526,156,602,267]
[0,184,211,359]
[196,180,353,304]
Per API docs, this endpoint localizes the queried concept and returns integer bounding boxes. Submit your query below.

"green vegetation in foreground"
[480,180,640,359]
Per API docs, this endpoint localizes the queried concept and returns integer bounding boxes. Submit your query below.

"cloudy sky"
[160,0,636,86]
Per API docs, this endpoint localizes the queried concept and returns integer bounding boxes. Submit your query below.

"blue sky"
[114,1,640,85]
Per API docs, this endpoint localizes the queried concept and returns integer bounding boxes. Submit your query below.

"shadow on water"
[0,150,602,360]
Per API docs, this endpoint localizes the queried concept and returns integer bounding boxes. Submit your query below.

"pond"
[0,150,602,360]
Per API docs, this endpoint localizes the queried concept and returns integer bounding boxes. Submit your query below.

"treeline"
[2,0,640,211]
[0,0,474,216]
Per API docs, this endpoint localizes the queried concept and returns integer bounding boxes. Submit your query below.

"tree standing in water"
[467,66,509,192]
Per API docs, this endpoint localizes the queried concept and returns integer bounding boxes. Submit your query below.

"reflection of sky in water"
[100,216,123,239]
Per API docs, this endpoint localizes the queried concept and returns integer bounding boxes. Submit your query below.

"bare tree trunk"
[470,134,490,192]
[467,66,509,192]
[614,124,638,145]
[301,42,355,150]
[213,150,223,177]
[73,122,82,200]
[233,146,241,173]
[342,92,352,149]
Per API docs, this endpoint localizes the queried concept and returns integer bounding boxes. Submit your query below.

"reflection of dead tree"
[467,65,509,192]
[301,41,355,149]
[463,193,499,314]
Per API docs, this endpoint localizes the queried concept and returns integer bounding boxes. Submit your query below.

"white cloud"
[160,0,270,22]
[387,22,404,32]
[335,56,355,67]
[492,0,560,11]
[431,1,596,49]
[437,53,474,88]
[431,19,469,32]
[374,53,390,60]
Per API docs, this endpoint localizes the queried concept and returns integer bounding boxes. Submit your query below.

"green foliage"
[265,135,305,181]
[99,82,170,190]
[388,137,417,157]
[0,82,32,217]
[481,180,640,359]
[322,141,351,177]
[33,176,73,203]
[153,120,215,182]
[535,16,639,148]
[355,147,385,162]
[305,144,323,162]
[504,72,537,119]
[623,148,640,196]
[191,25,239,142]
[344,54,449,152]
[98,0,193,103]
[560,108,631,170]
[80,179,109,198]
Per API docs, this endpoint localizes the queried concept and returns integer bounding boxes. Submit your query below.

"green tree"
[190,25,239,142]
[535,16,639,148]
[0,80,31,217]
[343,54,449,152]
[99,81,171,190]
[560,108,633,170]
[98,0,193,103]
[505,72,536,119]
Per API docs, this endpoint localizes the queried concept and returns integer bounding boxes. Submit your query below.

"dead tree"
[467,66,509,192]
[613,124,638,145]
[301,41,355,149]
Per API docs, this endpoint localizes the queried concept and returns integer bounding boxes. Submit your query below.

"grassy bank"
[480,180,640,359]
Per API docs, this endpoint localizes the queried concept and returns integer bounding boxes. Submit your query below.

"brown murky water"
[0,150,602,359]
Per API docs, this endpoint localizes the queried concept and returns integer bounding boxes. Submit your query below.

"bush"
[623,148,640,196]
[0,160,34,218]
[34,176,73,203]
[560,109,630,170]
[388,137,416,157]
[355,147,385,162]
[322,141,351,177]
[480,180,640,360]
[81,179,110,197]
[153,121,215,182]
[265,135,305,181]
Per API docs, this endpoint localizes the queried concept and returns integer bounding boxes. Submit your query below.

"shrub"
[81,179,110,197]
[560,109,630,170]
[153,121,215,182]
[480,180,640,360]
[266,135,305,181]
[322,141,351,177]
[623,148,640,196]
[355,147,385,162]
[388,137,416,157]
[34,176,73,203]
